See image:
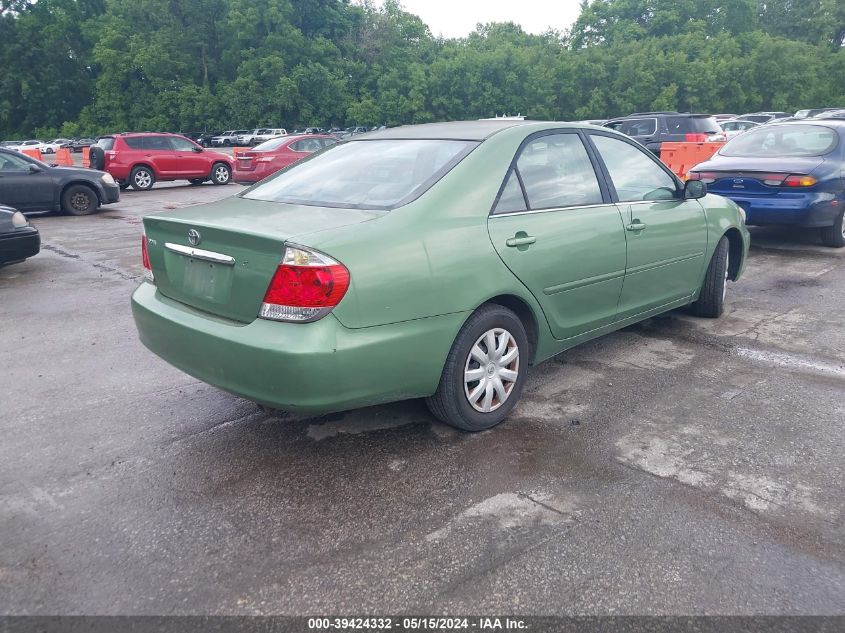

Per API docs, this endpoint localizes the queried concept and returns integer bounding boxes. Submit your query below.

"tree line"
[1,0,844,139]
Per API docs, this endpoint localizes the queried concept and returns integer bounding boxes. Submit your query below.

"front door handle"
[505,234,536,247]
[626,221,647,232]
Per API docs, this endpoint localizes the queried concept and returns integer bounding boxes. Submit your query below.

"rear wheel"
[820,211,845,248]
[211,162,231,185]
[690,235,729,318]
[61,184,99,216]
[130,166,155,191]
[426,304,528,432]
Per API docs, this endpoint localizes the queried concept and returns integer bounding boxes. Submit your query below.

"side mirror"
[28,164,41,174]
[192,146,203,153]
[683,179,707,199]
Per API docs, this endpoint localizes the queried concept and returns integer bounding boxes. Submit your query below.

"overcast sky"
[390,0,584,38]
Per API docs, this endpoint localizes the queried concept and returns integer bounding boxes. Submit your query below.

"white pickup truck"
[237,128,287,146]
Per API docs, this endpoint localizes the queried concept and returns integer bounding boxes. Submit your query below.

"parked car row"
[0,138,96,153]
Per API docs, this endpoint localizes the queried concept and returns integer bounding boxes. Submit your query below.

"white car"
[719,119,761,139]
[35,139,72,154]
[7,140,43,152]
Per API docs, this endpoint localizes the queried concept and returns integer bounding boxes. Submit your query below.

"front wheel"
[690,235,729,318]
[820,211,845,248]
[426,304,529,431]
[211,162,231,185]
[61,184,99,216]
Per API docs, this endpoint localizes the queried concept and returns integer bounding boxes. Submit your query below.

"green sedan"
[132,120,749,431]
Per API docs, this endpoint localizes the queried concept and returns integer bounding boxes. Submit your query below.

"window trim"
[490,129,613,216]
[584,130,682,204]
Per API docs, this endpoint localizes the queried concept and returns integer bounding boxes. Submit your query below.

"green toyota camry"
[132,120,749,431]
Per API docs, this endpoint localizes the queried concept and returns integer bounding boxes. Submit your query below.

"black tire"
[118,182,130,190]
[61,184,99,216]
[130,166,155,190]
[44,147,54,154]
[210,162,231,185]
[189,178,206,186]
[690,235,729,318]
[426,304,529,432]
[820,211,845,248]
[223,139,231,147]
[88,146,105,171]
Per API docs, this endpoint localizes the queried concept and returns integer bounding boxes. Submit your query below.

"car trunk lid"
[235,151,259,171]
[143,197,380,323]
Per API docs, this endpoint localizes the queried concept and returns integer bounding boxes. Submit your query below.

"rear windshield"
[666,116,721,134]
[253,137,289,151]
[96,137,115,150]
[242,139,478,210]
[720,124,839,157]
[609,118,656,136]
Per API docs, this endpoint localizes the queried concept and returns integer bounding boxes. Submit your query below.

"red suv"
[95,133,233,190]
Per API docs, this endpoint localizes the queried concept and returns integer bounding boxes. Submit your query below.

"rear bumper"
[131,282,466,414]
[233,163,279,184]
[0,227,40,265]
[713,191,841,227]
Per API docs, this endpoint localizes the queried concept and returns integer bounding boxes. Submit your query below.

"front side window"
[720,125,838,157]
[243,139,477,210]
[0,152,31,171]
[169,137,196,151]
[591,135,677,202]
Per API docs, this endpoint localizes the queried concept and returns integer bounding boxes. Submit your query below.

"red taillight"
[783,174,817,187]
[259,245,350,322]
[685,133,707,142]
[141,234,154,282]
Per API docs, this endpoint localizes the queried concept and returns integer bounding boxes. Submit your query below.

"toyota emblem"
[187,229,201,246]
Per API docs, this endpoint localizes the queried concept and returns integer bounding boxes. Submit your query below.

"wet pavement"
[1,184,843,615]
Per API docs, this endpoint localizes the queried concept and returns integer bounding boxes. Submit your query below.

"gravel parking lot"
[1,183,843,615]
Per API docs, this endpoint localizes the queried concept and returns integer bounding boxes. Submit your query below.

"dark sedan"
[0,205,39,266]
[0,147,120,215]
[689,121,845,247]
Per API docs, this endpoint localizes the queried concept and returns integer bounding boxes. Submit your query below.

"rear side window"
[122,138,145,149]
[591,135,677,202]
[243,139,477,210]
[613,118,657,137]
[493,133,603,213]
[666,116,721,134]
[290,138,323,152]
[144,136,172,150]
[721,125,839,157]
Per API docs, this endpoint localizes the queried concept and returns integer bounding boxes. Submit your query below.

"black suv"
[603,112,724,154]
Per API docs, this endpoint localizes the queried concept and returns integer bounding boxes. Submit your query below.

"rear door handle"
[505,235,536,247]
[626,221,647,232]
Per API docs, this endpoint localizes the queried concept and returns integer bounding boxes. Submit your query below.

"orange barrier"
[54,147,73,166]
[660,142,725,180]
[21,148,43,161]
[82,146,91,168]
